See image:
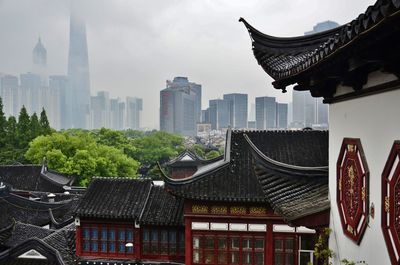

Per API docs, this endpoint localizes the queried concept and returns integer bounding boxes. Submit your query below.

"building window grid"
[142,228,185,257]
[193,233,265,265]
[274,235,296,265]
[81,224,134,256]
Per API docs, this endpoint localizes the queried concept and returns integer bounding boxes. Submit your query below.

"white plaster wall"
[329,87,400,264]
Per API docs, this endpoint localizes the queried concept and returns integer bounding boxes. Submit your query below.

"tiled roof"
[243,130,329,222]
[240,0,400,95]
[140,186,184,226]
[75,178,152,220]
[3,222,54,248]
[163,130,267,202]
[0,165,74,193]
[167,150,223,167]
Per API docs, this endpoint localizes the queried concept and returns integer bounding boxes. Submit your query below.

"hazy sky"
[0,0,375,128]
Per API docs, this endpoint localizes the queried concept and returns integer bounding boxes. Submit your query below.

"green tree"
[25,131,140,186]
[0,98,7,147]
[205,150,221,159]
[39,108,51,135]
[30,113,41,140]
[16,106,31,148]
[5,116,17,148]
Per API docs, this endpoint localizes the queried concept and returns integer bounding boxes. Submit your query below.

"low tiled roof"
[75,178,152,220]
[243,130,329,222]
[3,222,54,248]
[140,186,184,226]
[0,165,74,193]
[163,130,267,202]
[167,149,223,168]
[240,0,400,96]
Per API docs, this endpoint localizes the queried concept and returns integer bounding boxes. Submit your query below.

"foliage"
[205,150,221,159]
[0,98,6,147]
[39,108,51,135]
[312,228,333,265]
[341,259,367,265]
[16,106,31,148]
[30,113,41,140]
[25,131,140,186]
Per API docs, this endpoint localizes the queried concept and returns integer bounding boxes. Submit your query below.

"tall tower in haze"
[67,0,91,128]
[32,37,47,85]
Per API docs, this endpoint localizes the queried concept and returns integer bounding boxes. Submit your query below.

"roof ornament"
[0,182,5,189]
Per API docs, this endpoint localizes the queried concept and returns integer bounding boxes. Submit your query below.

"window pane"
[91,241,98,252]
[109,242,116,253]
[169,231,177,243]
[300,235,315,250]
[231,238,239,250]
[242,252,252,265]
[161,243,168,255]
[101,228,107,240]
[143,243,150,254]
[230,252,239,264]
[205,237,214,249]
[255,238,264,250]
[285,239,294,253]
[119,242,126,253]
[169,245,176,255]
[285,253,294,265]
[119,229,125,241]
[193,250,202,263]
[243,238,252,250]
[205,251,214,264]
[143,230,149,242]
[151,231,158,242]
[127,229,134,241]
[274,253,283,265]
[274,239,283,252]
[218,238,227,250]
[218,252,227,264]
[83,240,90,251]
[83,228,90,239]
[161,230,168,242]
[101,242,107,253]
[91,228,98,239]
[255,253,264,265]
[151,242,159,254]
[109,229,116,241]
[127,246,134,253]
[193,237,200,249]
[300,252,312,265]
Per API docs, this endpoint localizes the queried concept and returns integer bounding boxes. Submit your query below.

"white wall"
[329,77,400,264]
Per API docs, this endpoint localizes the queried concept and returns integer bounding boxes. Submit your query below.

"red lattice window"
[337,138,369,244]
[382,141,400,265]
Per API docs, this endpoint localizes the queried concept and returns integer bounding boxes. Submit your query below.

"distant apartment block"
[209,99,231,130]
[256,96,288,130]
[160,77,201,136]
[223,93,248,129]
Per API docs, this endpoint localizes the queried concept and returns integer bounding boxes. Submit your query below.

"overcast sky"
[0,0,375,128]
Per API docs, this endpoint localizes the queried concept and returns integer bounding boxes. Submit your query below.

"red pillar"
[266,223,273,265]
[185,217,192,265]
[75,225,82,257]
[135,226,141,259]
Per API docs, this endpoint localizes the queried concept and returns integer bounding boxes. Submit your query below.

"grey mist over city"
[0,0,374,130]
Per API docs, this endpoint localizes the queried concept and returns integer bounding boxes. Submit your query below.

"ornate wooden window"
[141,228,185,259]
[80,223,134,258]
[274,235,296,265]
[382,141,400,265]
[337,138,369,244]
[192,232,265,265]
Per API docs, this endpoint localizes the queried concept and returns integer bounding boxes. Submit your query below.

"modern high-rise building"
[255,96,276,130]
[67,1,91,128]
[32,38,47,85]
[20,73,41,114]
[160,77,200,136]
[223,93,248,129]
[49,75,69,129]
[90,91,110,129]
[209,99,231,130]
[276,103,288,129]
[110,98,125,130]
[126,97,142,130]
[0,75,19,117]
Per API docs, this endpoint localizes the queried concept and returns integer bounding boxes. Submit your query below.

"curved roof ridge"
[243,133,328,172]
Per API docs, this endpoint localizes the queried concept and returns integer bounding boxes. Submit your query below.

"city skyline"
[0,0,375,128]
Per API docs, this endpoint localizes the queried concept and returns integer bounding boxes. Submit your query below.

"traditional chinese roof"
[163,130,267,203]
[2,222,54,248]
[0,187,79,230]
[0,165,75,193]
[0,223,76,265]
[243,130,329,222]
[167,149,223,168]
[75,178,152,220]
[240,0,400,100]
[140,185,184,226]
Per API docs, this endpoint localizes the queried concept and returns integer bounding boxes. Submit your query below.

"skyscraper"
[32,37,47,85]
[90,91,110,129]
[209,99,231,130]
[0,75,18,117]
[255,96,276,130]
[223,93,248,129]
[276,103,288,129]
[49,75,69,129]
[160,77,200,136]
[67,1,91,128]
[126,97,142,130]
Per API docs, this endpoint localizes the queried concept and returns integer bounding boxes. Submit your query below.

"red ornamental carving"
[337,138,369,244]
[382,141,400,265]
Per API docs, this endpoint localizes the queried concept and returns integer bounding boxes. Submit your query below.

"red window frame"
[141,227,185,260]
[337,138,369,244]
[273,234,297,265]
[192,231,266,265]
[80,223,134,259]
[382,140,400,265]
